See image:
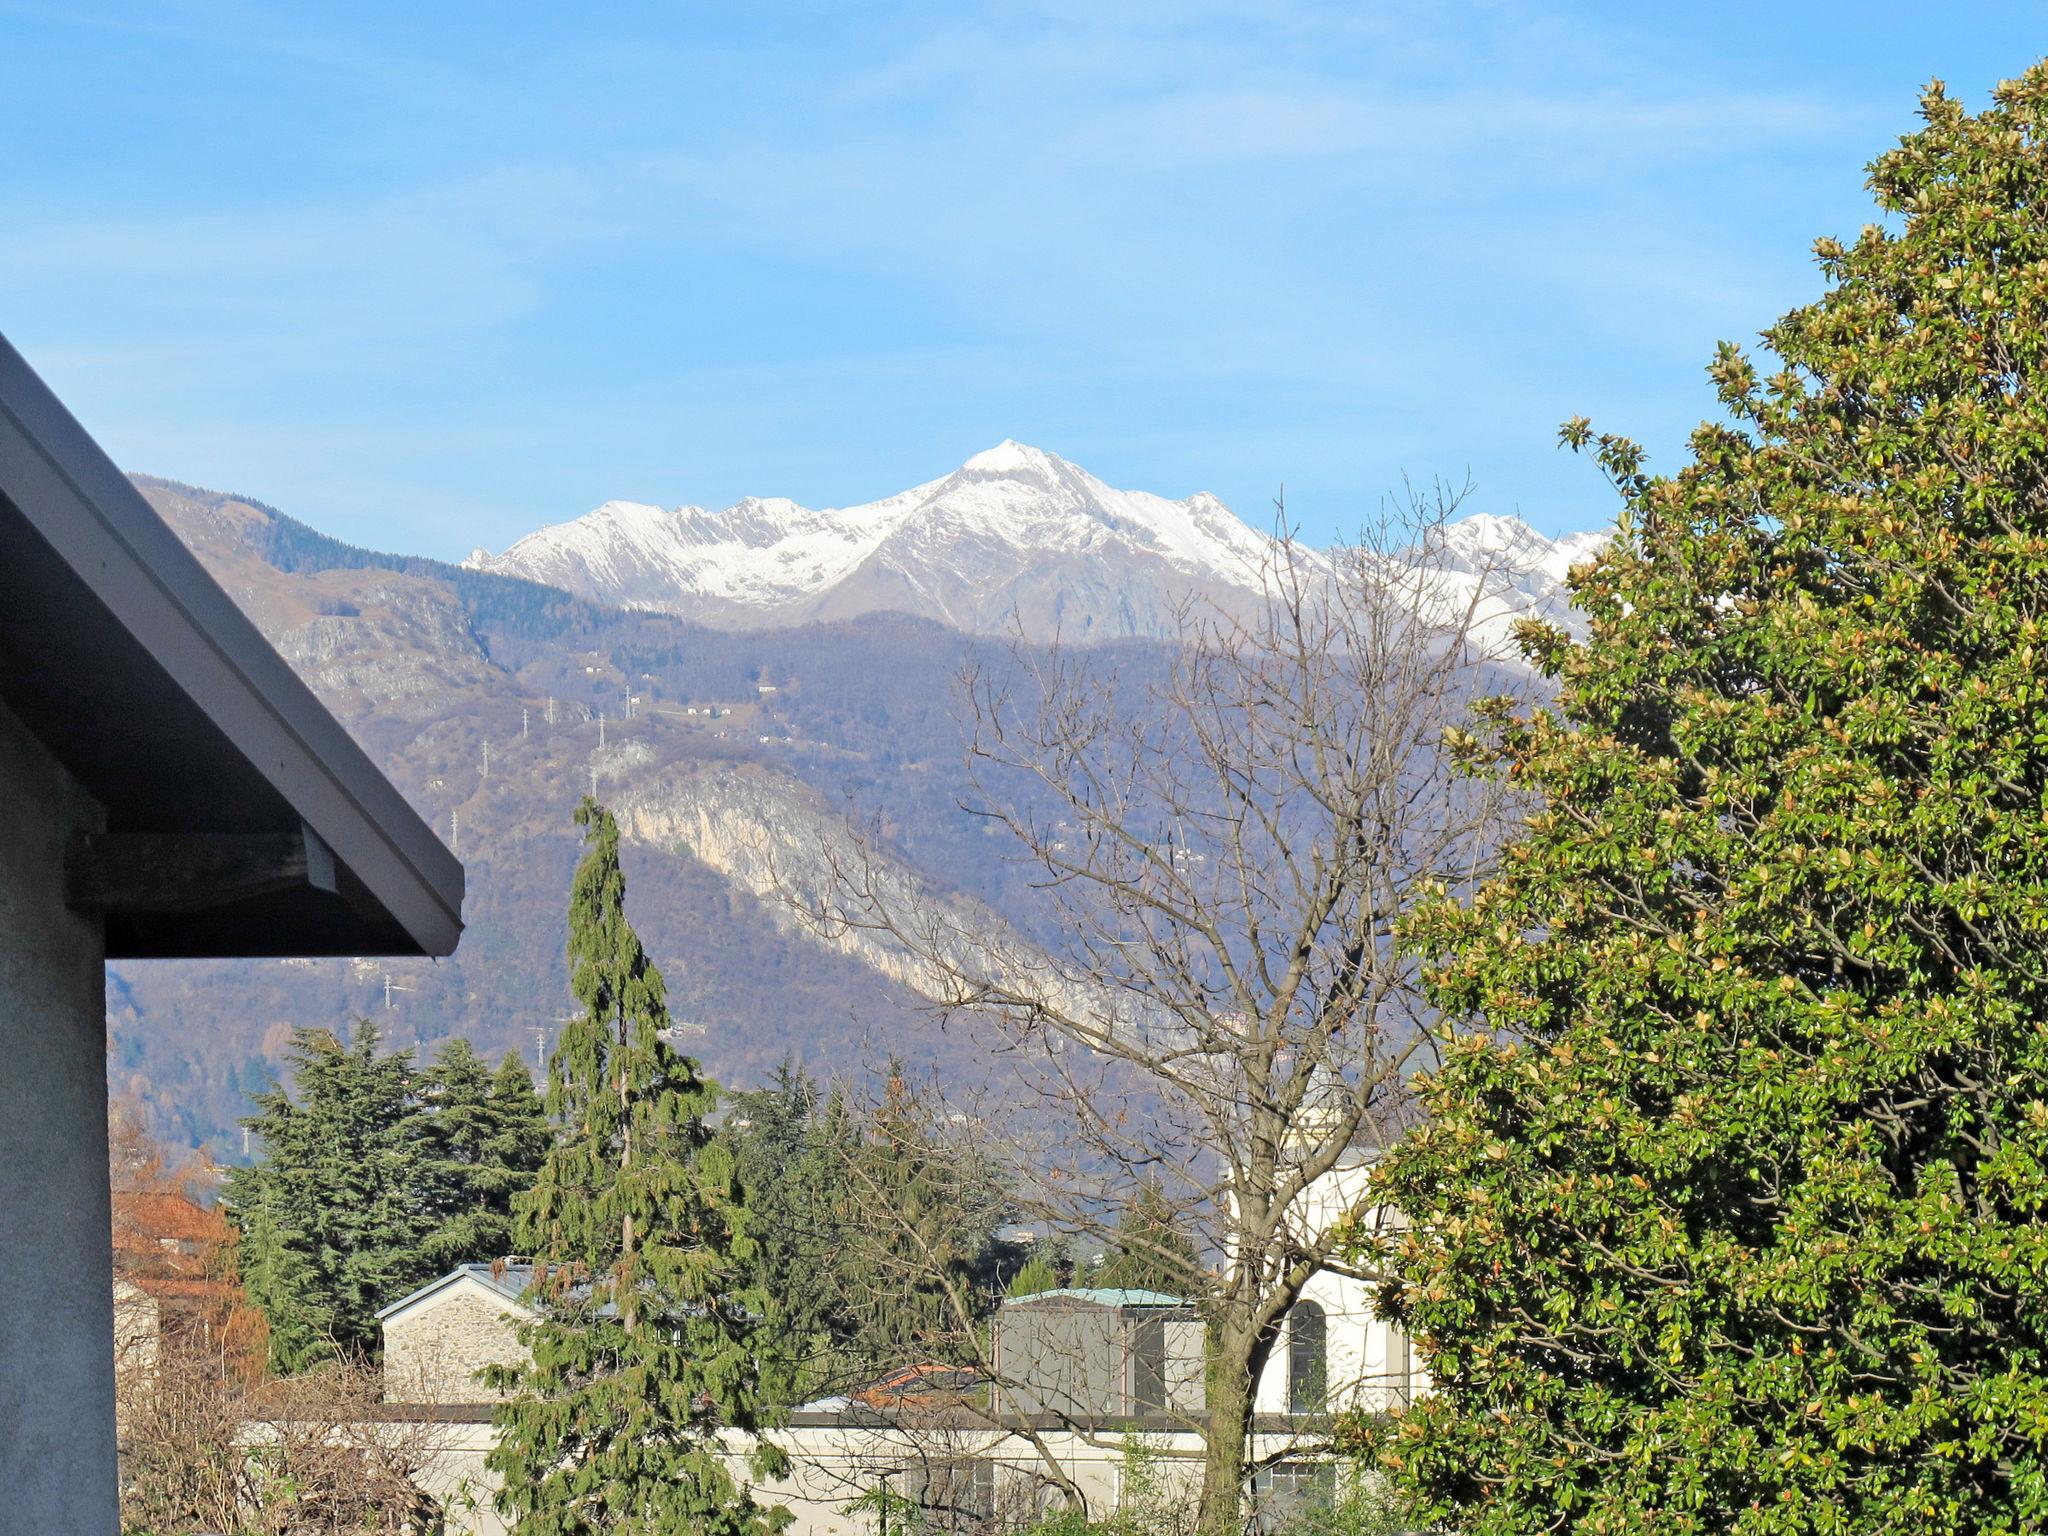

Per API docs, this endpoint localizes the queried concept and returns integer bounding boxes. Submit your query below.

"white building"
[369,1151,1416,1536]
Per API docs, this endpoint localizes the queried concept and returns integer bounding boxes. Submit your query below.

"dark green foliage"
[1095,1180,1203,1300]
[225,1026,551,1374]
[1371,70,2048,1534]
[723,1061,862,1403]
[488,799,786,1536]
[832,1066,1011,1376]
[1006,1253,1061,1298]
[225,1023,432,1373]
[418,1040,550,1272]
[719,1061,1024,1393]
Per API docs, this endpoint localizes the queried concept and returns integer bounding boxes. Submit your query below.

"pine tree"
[488,799,787,1536]
[418,1039,550,1271]
[1005,1253,1061,1298]
[224,1023,431,1372]
[835,1065,1008,1373]
[724,1060,859,1402]
[1095,1179,1203,1299]
[490,1049,551,1172]
[1372,69,2048,1533]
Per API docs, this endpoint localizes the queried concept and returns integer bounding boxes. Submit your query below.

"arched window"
[1287,1299,1327,1414]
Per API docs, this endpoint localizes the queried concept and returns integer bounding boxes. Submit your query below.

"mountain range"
[112,449,1602,1156]
[467,442,1602,647]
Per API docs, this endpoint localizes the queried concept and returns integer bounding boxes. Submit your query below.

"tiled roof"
[112,1190,216,1244]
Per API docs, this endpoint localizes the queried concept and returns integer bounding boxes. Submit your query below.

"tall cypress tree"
[488,799,787,1535]
[418,1038,549,1270]
[1373,70,2048,1533]
[225,1023,431,1372]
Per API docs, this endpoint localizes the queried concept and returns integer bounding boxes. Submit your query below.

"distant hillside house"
[0,333,463,1535]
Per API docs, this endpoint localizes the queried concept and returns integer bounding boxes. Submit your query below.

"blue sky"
[2,3,2042,556]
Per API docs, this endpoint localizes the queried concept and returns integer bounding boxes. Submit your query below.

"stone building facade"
[377,1264,537,1405]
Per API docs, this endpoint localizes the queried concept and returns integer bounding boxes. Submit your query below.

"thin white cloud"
[0,0,1941,551]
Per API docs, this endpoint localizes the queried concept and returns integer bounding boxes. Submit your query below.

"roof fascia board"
[0,338,460,954]
[376,1268,537,1323]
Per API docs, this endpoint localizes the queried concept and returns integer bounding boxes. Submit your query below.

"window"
[906,1458,996,1533]
[1287,1299,1328,1414]
[1131,1311,1204,1414]
[1132,1315,1167,1412]
[1251,1460,1336,1534]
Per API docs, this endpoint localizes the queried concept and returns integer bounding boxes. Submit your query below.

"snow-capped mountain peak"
[465,445,1600,645]
[960,438,1061,475]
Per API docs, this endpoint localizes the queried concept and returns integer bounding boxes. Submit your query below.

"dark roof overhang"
[0,334,462,958]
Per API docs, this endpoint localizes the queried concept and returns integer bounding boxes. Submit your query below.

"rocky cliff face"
[617,762,946,996]
[115,468,1593,1155]
[616,761,1101,1026]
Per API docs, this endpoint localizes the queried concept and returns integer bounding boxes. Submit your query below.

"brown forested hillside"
[116,478,1119,1154]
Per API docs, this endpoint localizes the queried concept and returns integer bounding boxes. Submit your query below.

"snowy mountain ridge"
[465,442,1602,647]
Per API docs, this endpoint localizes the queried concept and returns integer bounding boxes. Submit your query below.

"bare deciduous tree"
[792,488,1530,1535]
[117,1335,453,1535]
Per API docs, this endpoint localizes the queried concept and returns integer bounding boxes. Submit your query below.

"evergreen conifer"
[225,1023,431,1372]
[835,1065,1007,1374]
[1095,1180,1203,1299]
[488,799,786,1535]
[1005,1253,1061,1298]
[725,1060,859,1402]
[418,1038,549,1271]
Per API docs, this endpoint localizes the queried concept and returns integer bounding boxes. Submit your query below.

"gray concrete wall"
[995,1303,1125,1420]
[0,695,111,1535]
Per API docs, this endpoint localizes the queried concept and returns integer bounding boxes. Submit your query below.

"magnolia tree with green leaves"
[1367,70,2048,1533]
[488,799,788,1536]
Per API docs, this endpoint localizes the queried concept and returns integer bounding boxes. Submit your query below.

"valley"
[114,457,1595,1155]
